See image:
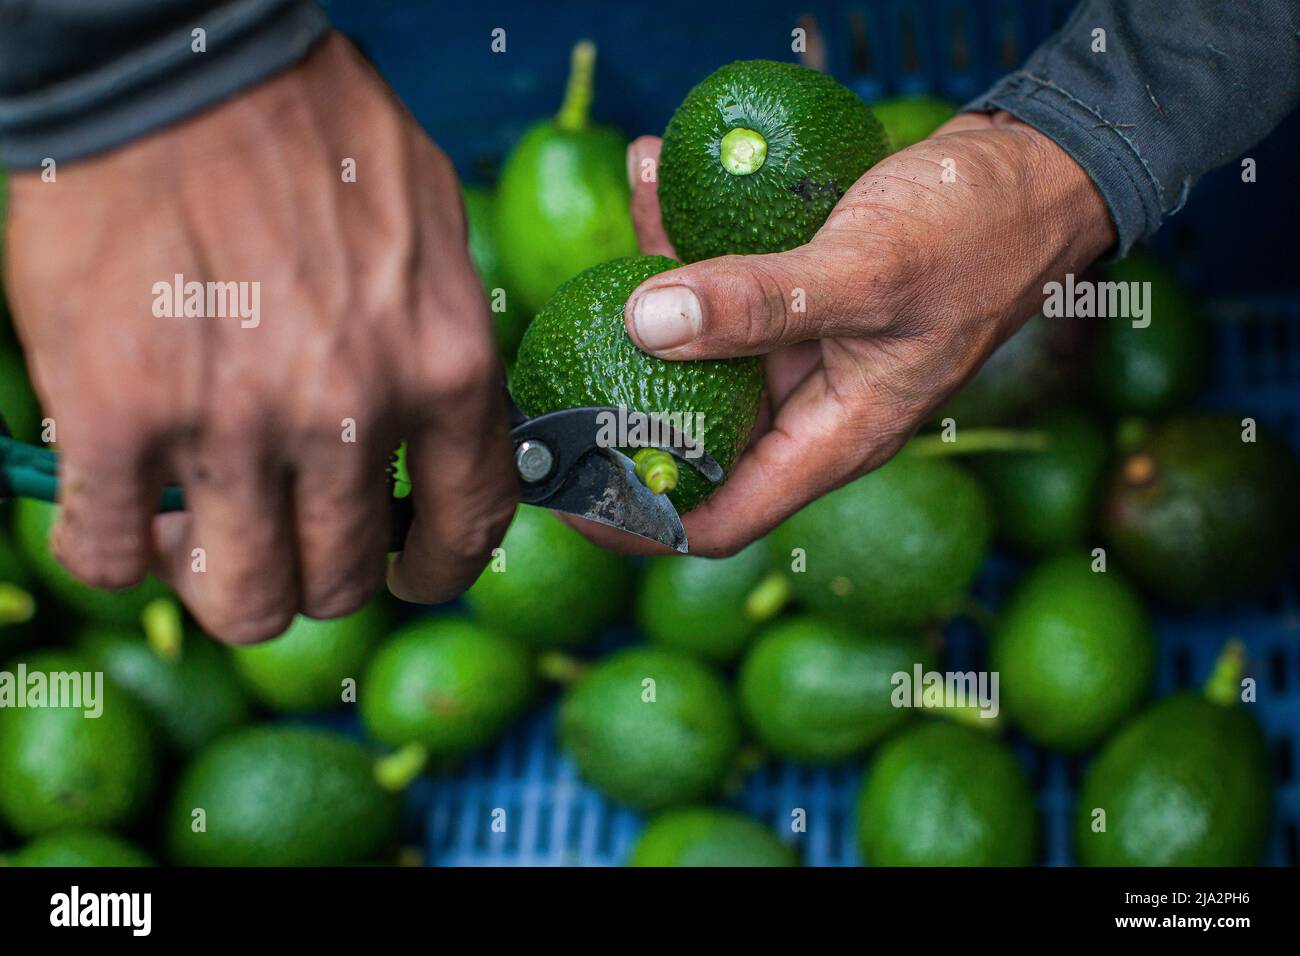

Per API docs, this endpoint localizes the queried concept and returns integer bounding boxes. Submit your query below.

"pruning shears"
[0,400,721,554]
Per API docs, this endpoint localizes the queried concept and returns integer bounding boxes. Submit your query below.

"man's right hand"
[3,34,517,643]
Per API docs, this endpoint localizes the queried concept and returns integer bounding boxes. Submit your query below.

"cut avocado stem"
[720,127,768,175]
[1204,639,1246,708]
[744,571,793,623]
[536,649,588,685]
[1122,452,1159,488]
[0,583,36,626]
[903,429,1049,458]
[142,597,184,662]
[555,40,596,132]
[633,448,679,495]
[374,742,429,793]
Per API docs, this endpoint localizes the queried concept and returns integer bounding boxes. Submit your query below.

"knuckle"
[203,605,296,646]
[301,582,377,622]
[416,337,497,407]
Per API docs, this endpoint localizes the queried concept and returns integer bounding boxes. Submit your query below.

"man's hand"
[3,34,517,642]
[606,111,1115,557]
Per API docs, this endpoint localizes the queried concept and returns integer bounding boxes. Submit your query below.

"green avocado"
[737,617,932,762]
[463,185,530,359]
[635,540,785,663]
[465,505,630,647]
[0,343,41,444]
[0,530,37,655]
[658,60,886,263]
[1090,252,1208,415]
[870,94,957,151]
[4,829,153,867]
[1075,645,1272,866]
[166,725,400,866]
[970,408,1109,555]
[938,312,1092,427]
[558,646,741,811]
[510,256,764,513]
[496,41,638,314]
[1102,415,1300,607]
[229,598,392,712]
[11,498,173,627]
[80,625,251,753]
[769,455,992,630]
[629,807,797,867]
[856,720,1037,866]
[992,553,1156,752]
[360,615,536,757]
[0,650,157,837]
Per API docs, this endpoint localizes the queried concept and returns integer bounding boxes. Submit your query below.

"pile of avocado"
[1,47,1293,870]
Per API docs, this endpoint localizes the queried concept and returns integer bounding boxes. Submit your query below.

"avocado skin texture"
[229,598,391,713]
[856,721,1037,866]
[636,540,771,662]
[7,829,153,867]
[360,616,536,756]
[738,617,932,762]
[630,808,797,867]
[12,498,173,627]
[770,456,992,630]
[1103,415,1300,607]
[81,626,251,753]
[167,726,399,866]
[1091,253,1207,416]
[511,256,764,513]
[0,651,157,837]
[992,554,1155,752]
[971,408,1109,555]
[1075,693,1271,865]
[466,505,630,647]
[558,647,741,811]
[871,94,956,152]
[464,185,530,359]
[497,122,638,314]
[659,60,887,263]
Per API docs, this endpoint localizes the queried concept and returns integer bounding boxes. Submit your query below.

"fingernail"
[632,286,701,352]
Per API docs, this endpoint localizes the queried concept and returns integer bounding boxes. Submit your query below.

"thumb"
[624,247,861,360]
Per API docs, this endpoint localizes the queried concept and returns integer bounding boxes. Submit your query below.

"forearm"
[0,0,329,168]
[963,0,1300,257]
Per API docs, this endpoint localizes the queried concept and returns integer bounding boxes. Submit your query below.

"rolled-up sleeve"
[964,0,1300,257]
[0,0,330,168]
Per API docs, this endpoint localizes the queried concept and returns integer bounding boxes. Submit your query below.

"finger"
[386,372,517,605]
[623,244,884,361]
[291,433,393,620]
[152,432,299,644]
[676,366,918,557]
[53,429,165,590]
[626,136,677,258]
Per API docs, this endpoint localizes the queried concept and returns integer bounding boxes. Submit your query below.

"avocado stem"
[374,742,429,793]
[903,429,1049,458]
[1203,640,1247,707]
[720,127,768,175]
[0,583,36,626]
[142,597,184,662]
[744,571,793,623]
[554,40,596,132]
[633,448,679,495]
[536,649,588,685]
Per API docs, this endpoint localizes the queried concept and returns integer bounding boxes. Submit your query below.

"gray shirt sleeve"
[0,0,330,168]
[963,0,1300,257]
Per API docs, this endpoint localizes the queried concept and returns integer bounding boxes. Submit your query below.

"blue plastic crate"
[309,1,1300,864]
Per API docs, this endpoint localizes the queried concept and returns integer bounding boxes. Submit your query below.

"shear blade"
[545,446,688,553]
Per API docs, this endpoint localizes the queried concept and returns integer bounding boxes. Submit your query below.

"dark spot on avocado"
[790,178,842,203]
